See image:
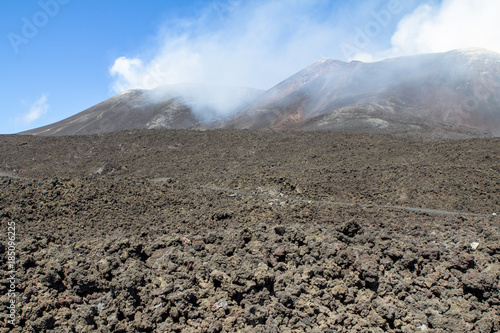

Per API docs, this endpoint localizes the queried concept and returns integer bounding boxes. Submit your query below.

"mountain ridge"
[21,85,262,136]
[20,48,500,137]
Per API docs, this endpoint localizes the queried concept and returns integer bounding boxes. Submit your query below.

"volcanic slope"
[228,48,500,136]
[20,85,262,136]
[1,129,500,332]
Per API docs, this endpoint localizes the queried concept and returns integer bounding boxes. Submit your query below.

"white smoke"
[386,0,500,57]
[145,83,263,121]
[108,0,500,118]
[108,0,380,93]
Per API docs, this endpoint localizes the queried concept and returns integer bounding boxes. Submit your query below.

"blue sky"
[1,0,499,134]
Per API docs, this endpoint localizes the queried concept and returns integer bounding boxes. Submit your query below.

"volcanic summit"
[227,48,500,136]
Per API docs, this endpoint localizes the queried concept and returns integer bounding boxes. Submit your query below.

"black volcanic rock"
[1,129,500,331]
[227,48,500,136]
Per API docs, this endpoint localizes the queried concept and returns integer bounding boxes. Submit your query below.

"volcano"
[20,48,500,137]
[227,48,500,136]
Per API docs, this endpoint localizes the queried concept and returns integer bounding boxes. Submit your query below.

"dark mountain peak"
[227,49,500,136]
[21,84,263,136]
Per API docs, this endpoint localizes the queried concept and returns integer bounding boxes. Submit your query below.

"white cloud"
[387,0,500,57]
[24,94,49,123]
[108,0,372,93]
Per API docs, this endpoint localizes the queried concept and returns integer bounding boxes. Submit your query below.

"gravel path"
[200,185,488,217]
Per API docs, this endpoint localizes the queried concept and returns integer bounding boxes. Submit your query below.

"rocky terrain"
[0,129,499,332]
